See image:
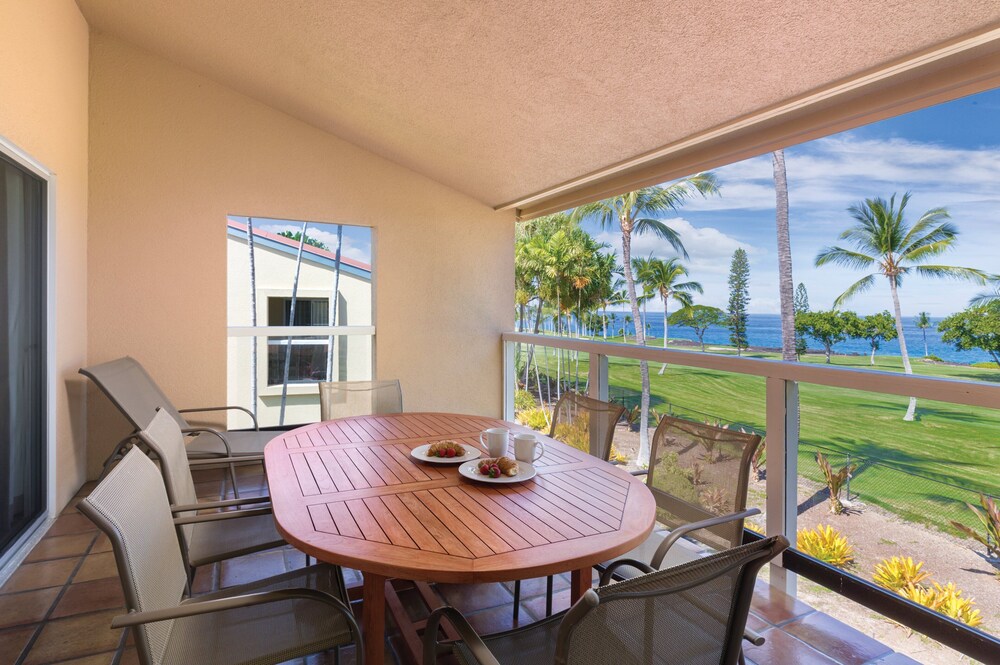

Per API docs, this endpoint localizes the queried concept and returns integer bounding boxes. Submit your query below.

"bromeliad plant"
[873,556,932,593]
[796,524,854,568]
[816,452,856,515]
[515,407,550,432]
[950,493,1000,558]
[898,582,983,628]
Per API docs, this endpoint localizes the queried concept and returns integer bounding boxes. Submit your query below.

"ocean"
[580,311,993,365]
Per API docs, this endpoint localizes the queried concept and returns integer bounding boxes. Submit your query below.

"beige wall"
[87,34,514,476]
[0,1,89,510]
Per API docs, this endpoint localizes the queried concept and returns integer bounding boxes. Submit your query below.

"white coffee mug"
[480,427,509,458]
[514,432,544,463]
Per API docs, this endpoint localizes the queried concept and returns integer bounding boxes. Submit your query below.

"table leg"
[570,567,591,604]
[362,572,387,665]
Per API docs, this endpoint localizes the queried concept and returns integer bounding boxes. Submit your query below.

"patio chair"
[424,536,789,665]
[78,446,363,665]
[81,356,274,489]
[512,391,625,621]
[138,408,286,578]
[318,379,403,420]
[606,415,764,578]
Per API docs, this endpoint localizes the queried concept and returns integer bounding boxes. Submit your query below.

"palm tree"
[246,217,259,418]
[772,149,796,362]
[279,222,309,425]
[970,275,1000,306]
[915,311,931,357]
[571,175,720,462]
[635,257,702,374]
[325,224,344,382]
[816,193,986,421]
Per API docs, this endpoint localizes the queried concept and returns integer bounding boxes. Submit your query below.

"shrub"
[516,407,550,432]
[514,389,536,412]
[970,361,999,369]
[899,582,982,628]
[816,452,856,515]
[796,525,854,568]
[552,416,627,464]
[698,487,729,513]
[921,354,945,362]
[873,557,932,592]
[751,439,766,480]
[950,494,1000,558]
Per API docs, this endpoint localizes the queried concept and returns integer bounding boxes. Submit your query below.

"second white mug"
[514,432,544,463]
[480,427,509,458]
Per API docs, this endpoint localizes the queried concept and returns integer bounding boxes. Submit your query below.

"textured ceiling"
[76,0,1000,207]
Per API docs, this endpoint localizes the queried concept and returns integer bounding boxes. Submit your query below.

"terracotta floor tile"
[0,624,38,664]
[503,574,569,599]
[25,532,96,563]
[0,587,60,629]
[22,609,123,665]
[47,513,97,537]
[219,550,287,588]
[750,579,814,626]
[465,603,522,635]
[73,552,119,583]
[1,557,79,594]
[91,533,113,554]
[783,612,893,665]
[523,587,571,620]
[438,582,513,614]
[743,629,838,665]
[118,646,140,665]
[51,577,125,619]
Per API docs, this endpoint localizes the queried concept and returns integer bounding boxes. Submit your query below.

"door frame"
[0,133,58,568]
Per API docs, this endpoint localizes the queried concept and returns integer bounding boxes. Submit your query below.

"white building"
[226,219,373,427]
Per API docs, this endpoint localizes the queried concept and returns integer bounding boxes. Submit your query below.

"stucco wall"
[87,34,514,476]
[0,1,89,510]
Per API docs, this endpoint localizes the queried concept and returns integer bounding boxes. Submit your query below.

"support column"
[503,340,517,421]
[765,377,798,596]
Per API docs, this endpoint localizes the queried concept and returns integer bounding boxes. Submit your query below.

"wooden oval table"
[265,412,656,664]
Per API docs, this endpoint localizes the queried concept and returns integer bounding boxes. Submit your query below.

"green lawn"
[520,337,1000,534]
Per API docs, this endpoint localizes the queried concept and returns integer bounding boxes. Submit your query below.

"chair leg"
[545,575,554,616]
[229,462,241,499]
[512,580,521,623]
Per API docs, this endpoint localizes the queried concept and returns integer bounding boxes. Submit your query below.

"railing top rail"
[502,331,1000,410]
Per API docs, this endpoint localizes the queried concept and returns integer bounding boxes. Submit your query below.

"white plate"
[410,443,482,464]
[458,460,537,484]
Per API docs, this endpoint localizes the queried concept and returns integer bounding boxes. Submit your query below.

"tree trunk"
[325,224,344,382]
[870,344,876,366]
[279,222,309,425]
[621,226,651,464]
[889,278,918,420]
[658,294,669,375]
[772,150,797,362]
[555,290,561,401]
[246,217,259,419]
[699,332,706,352]
[825,343,832,363]
[922,329,928,357]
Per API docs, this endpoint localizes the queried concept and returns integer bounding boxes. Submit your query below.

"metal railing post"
[503,340,516,421]
[587,353,609,402]
[766,376,799,596]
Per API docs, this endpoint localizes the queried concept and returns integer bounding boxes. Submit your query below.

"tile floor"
[0,465,920,665]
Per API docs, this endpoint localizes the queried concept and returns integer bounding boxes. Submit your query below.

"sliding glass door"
[0,153,46,557]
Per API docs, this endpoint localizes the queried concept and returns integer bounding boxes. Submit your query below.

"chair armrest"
[110,588,358,637]
[598,558,656,586]
[743,626,766,646]
[186,455,264,466]
[423,606,499,665]
[629,469,648,477]
[170,495,271,513]
[173,507,272,525]
[650,508,761,569]
[179,405,260,431]
[181,427,234,457]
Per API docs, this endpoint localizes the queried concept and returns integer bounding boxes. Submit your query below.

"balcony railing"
[501,331,1000,662]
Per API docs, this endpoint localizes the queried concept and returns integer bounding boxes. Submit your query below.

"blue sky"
[230,216,373,265]
[581,89,1000,316]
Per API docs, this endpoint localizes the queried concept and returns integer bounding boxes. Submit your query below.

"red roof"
[227,220,371,272]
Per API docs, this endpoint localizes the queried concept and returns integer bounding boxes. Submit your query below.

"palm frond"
[833,274,877,309]
[900,206,951,249]
[674,280,704,294]
[914,265,988,283]
[633,218,688,258]
[815,246,876,271]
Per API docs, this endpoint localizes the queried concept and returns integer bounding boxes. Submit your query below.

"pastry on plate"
[427,440,465,458]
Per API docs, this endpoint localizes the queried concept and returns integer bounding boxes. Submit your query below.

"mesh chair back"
[318,379,403,420]
[559,536,788,665]
[548,392,625,461]
[647,416,762,551]
[78,447,189,665]
[137,409,200,549]
[80,356,187,431]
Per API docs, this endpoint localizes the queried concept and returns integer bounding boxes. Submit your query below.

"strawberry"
[445,448,456,458]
